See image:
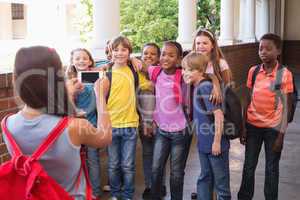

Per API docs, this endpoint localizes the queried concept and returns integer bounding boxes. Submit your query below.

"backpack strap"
[30,117,69,161]
[273,64,285,110]
[1,114,23,157]
[105,63,139,103]
[174,69,183,104]
[196,80,215,123]
[128,62,139,91]
[150,66,163,83]
[75,147,92,200]
[105,66,112,103]
[251,64,261,89]
[181,84,194,122]
[151,67,183,104]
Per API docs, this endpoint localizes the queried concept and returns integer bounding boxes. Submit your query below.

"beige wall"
[284,0,300,40]
[0,3,12,40]
[12,4,27,39]
[12,20,26,39]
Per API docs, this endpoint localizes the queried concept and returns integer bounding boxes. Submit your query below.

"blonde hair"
[182,52,209,73]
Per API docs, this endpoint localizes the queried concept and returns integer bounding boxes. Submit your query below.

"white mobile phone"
[78,71,104,84]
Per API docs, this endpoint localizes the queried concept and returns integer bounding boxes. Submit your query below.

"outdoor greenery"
[77,0,220,52]
[197,0,220,35]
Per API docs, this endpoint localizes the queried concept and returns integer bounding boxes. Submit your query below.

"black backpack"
[251,64,298,123]
[198,80,243,140]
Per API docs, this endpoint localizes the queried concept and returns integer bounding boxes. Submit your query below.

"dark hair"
[260,33,282,50]
[67,48,95,78]
[105,40,112,60]
[142,42,161,57]
[14,46,76,116]
[183,50,191,58]
[163,41,183,58]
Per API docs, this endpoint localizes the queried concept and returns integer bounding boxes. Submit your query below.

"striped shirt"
[246,62,294,128]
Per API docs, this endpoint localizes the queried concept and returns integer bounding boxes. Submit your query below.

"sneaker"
[191,192,197,199]
[142,187,151,199]
[103,184,111,192]
[161,185,167,197]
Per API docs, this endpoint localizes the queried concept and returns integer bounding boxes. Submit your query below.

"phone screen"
[81,72,100,84]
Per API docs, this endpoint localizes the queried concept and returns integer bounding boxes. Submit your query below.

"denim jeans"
[108,128,137,199]
[87,147,102,197]
[238,123,281,200]
[197,150,231,200]
[151,128,190,200]
[139,131,166,188]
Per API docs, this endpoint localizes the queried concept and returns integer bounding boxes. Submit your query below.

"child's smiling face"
[112,43,130,66]
[195,35,214,56]
[72,50,92,71]
[160,45,179,70]
[142,45,160,66]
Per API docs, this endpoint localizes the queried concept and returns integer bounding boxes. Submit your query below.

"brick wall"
[0,73,18,164]
[283,40,300,72]
[221,43,260,88]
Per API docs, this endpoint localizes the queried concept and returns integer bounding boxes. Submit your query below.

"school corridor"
[98,73,300,200]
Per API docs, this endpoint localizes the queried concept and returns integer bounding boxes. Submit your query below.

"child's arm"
[272,69,294,152]
[66,78,84,101]
[68,76,112,148]
[139,90,155,137]
[240,87,251,145]
[221,69,233,86]
[272,92,292,152]
[212,108,224,156]
[131,57,148,74]
[207,74,222,104]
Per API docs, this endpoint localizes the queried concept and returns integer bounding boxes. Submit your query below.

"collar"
[260,61,279,77]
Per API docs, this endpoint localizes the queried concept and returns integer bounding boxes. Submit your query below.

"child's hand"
[66,78,84,98]
[212,141,221,156]
[94,76,110,98]
[143,122,154,137]
[272,132,284,153]
[240,128,247,145]
[210,85,222,105]
[130,57,143,71]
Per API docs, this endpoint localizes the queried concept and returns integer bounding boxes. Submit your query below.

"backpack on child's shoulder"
[150,66,194,130]
[197,79,243,140]
[251,64,298,123]
[0,116,92,200]
[105,62,139,103]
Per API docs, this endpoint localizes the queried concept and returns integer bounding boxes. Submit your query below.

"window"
[11,3,24,20]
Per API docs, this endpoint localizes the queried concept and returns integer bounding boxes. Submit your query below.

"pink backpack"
[150,66,183,104]
[0,115,92,200]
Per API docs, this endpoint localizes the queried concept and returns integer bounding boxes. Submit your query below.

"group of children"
[1,29,295,200]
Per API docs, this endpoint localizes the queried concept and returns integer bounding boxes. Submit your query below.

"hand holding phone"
[94,76,110,98]
[78,71,104,84]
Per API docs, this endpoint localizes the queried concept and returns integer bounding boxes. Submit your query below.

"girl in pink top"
[149,41,190,200]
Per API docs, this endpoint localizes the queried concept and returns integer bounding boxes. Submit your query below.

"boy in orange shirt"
[238,33,294,200]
